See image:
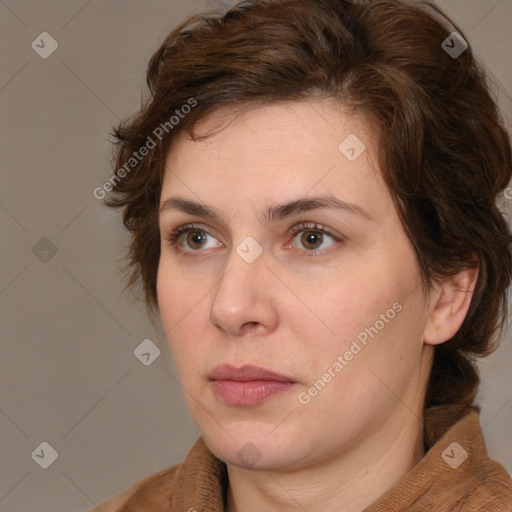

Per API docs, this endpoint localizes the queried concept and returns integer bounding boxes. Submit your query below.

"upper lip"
[209,364,296,383]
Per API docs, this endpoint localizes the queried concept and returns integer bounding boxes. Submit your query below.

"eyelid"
[287,222,342,240]
[284,222,343,255]
[164,223,224,250]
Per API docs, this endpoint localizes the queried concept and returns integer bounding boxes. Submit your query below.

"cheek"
[303,271,390,339]
[302,256,419,362]
[157,257,204,319]
[157,266,180,331]
[157,264,203,351]
[157,261,221,378]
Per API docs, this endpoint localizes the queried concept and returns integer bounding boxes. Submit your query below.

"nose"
[209,248,279,337]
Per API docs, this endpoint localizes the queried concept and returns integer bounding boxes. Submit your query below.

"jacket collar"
[364,410,511,510]
[174,411,511,511]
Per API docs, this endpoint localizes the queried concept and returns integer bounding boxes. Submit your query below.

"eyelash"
[164,222,342,256]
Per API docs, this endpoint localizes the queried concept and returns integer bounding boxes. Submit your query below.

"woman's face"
[157,100,435,471]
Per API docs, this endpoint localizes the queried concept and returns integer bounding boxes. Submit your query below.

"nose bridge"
[214,240,265,305]
[209,239,274,333]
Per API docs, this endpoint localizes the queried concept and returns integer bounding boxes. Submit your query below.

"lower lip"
[211,380,295,406]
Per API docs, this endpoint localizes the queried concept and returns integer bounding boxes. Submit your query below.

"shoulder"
[84,437,227,512]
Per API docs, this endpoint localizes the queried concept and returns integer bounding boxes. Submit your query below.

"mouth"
[209,364,297,406]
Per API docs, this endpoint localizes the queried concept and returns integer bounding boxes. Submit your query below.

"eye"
[165,222,341,255]
[287,223,340,253]
[165,224,223,252]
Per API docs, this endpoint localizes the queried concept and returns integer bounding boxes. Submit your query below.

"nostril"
[240,321,261,335]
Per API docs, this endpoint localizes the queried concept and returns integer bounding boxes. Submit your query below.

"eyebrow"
[159,195,373,224]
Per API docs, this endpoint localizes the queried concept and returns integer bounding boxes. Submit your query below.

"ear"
[423,264,479,346]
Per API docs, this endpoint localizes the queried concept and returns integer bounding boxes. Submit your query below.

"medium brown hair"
[105,0,512,441]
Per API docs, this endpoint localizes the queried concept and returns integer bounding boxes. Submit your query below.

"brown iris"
[186,231,208,250]
[301,230,324,250]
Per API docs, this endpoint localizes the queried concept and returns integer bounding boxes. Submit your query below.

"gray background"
[1,1,511,511]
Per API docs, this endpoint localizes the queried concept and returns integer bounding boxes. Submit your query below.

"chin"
[200,422,311,471]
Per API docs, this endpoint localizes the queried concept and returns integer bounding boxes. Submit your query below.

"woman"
[89,0,512,510]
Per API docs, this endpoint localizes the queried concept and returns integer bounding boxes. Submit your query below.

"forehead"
[161,100,388,218]
[170,100,376,157]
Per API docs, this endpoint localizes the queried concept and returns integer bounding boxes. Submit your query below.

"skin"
[157,100,477,512]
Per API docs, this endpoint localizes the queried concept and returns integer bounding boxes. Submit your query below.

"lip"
[209,364,295,383]
[209,364,297,406]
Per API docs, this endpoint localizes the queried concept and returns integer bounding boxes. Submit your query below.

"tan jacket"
[89,411,512,511]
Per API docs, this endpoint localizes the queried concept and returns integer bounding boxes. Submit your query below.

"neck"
[225,415,425,512]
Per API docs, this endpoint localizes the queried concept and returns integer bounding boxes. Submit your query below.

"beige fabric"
[89,411,512,511]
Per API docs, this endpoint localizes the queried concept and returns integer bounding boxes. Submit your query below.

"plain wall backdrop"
[1,1,511,511]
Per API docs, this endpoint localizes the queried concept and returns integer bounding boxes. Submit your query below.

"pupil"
[303,231,322,249]
[188,231,205,248]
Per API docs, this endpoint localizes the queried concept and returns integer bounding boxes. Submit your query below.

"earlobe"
[423,265,479,346]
